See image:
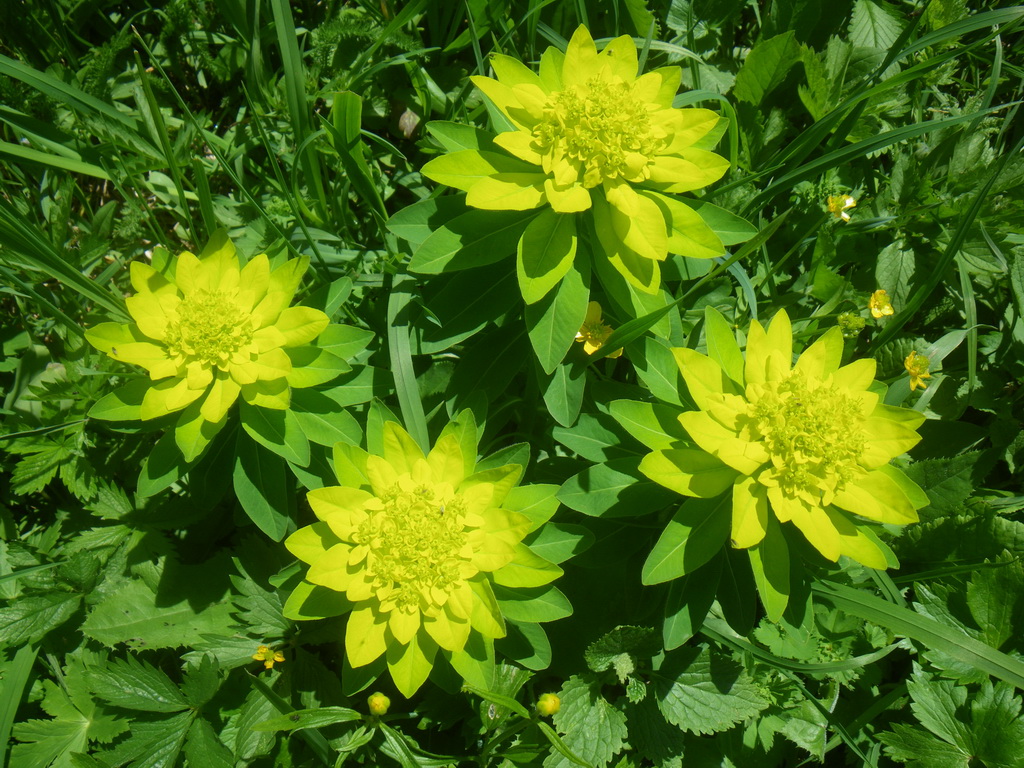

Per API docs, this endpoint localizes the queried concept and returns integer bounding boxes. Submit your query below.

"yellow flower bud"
[537,693,561,717]
[367,692,391,716]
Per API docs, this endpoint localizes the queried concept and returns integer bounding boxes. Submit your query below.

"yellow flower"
[575,301,623,358]
[421,25,729,300]
[86,236,332,460]
[537,693,561,717]
[869,289,894,319]
[253,645,285,670]
[367,692,391,716]
[827,194,857,222]
[904,351,931,391]
[283,415,563,697]
[639,310,927,599]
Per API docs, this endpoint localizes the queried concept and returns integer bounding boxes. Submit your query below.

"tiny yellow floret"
[837,312,867,338]
[575,301,623,358]
[537,693,561,717]
[367,692,391,716]
[868,289,894,319]
[827,195,857,222]
[904,351,932,391]
[252,645,285,670]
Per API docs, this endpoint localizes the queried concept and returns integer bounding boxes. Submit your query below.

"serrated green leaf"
[584,626,660,682]
[733,31,800,105]
[545,675,626,768]
[86,655,189,713]
[653,645,768,735]
[0,592,80,648]
[183,718,233,768]
[849,0,905,49]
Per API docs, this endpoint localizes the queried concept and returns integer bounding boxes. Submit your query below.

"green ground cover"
[2,0,1024,765]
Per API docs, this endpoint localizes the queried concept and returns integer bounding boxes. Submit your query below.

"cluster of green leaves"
[2,0,1024,766]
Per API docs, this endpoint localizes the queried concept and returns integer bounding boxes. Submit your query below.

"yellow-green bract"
[283,414,565,697]
[421,25,729,300]
[86,236,334,461]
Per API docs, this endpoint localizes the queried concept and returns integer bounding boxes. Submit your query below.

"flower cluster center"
[357,484,472,611]
[533,76,659,188]
[746,372,866,498]
[164,291,254,367]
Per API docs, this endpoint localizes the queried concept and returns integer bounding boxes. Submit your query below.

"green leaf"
[733,31,801,105]
[88,379,149,421]
[82,574,233,651]
[967,555,1024,650]
[386,194,467,246]
[557,458,676,518]
[814,581,1024,689]
[527,254,590,375]
[289,389,362,448]
[426,121,498,153]
[585,626,660,682]
[627,696,686,768]
[629,337,684,405]
[0,593,80,648]
[96,710,194,768]
[86,655,189,713]
[553,411,635,463]
[901,452,984,516]
[284,346,350,388]
[233,433,295,541]
[497,620,552,671]
[410,208,535,273]
[546,676,626,768]
[252,707,362,732]
[662,554,722,650]
[240,403,310,466]
[703,305,744,385]
[747,516,790,622]
[517,209,578,304]
[608,399,687,451]
[542,363,586,428]
[642,496,731,585]
[493,584,573,623]
[880,723,971,768]
[137,431,196,499]
[685,200,759,246]
[183,718,233,768]
[849,0,905,49]
[653,645,769,735]
[524,523,594,565]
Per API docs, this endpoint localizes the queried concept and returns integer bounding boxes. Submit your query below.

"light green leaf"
[493,584,573,623]
[240,403,310,467]
[545,675,626,768]
[517,208,578,304]
[557,458,677,518]
[410,208,536,274]
[642,496,731,585]
[86,655,189,713]
[733,31,801,105]
[527,254,589,375]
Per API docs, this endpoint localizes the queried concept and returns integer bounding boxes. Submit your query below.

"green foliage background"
[2,0,1024,766]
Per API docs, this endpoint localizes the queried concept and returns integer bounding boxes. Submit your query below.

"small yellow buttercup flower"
[537,693,561,717]
[575,301,623,358]
[904,351,931,391]
[367,692,391,716]
[869,289,895,319]
[827,194,857,222]
[253,645,285,670]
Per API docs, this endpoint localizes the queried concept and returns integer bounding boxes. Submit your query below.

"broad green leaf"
[584,626,660,681]
[627,696,687,768]
[629,337,684,405]
[901,452,984,516]
[493,584,572,623]
[289,389,362,447]
[642,496,731,585]
[497,620,552,671]
[526,254,590,375]
[505,484,562,532]
[608,399,687,451]
[685,200,759,245]
[409,208,536,274]
[88,379,150,421]
[850,0,905,49]
[524,523,594,566]
[553,411,636,463]
[557,458,677,518]
[517,209,578,304]
[386,194,467,246]
[240,403,310,466]
[662,554,723,650]
[82,575,233,651]
[426,121,498,152]
[966,555,1024,650]
[541,362,586,428]
[137,431,195,498]
[733,31,800,105]
[183,718,233,768]
[747,516,790,622]
[233,433,295,541]
[653,645,769,734]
